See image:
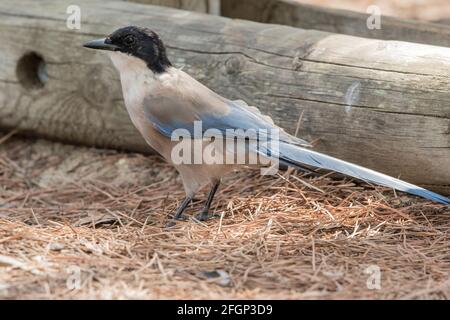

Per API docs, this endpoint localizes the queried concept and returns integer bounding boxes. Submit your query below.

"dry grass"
[0,134,449,299]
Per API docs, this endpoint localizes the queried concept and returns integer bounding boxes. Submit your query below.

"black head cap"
[84,26,172,73]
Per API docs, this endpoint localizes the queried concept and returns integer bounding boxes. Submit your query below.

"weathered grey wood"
[126,0,208,13]
[0,0,449,193]
[437,18,450,25]
[125,0,220,14]
[222,0,450,48]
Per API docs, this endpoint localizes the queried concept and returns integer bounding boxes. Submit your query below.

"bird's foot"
[165,213,188,228]
[194,211,220,222]
[165,220,178,228]
[175,214,188,221]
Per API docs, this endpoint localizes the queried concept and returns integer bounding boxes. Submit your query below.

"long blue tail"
[274,143,449,205]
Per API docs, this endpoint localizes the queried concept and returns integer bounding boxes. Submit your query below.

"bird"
[83,26,449,224]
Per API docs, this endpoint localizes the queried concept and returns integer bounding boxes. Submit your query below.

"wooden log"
[437,18,450,25]
[0,0,449,193]
[125,0,220,15]
[221,0,450,48]
[126,0,208,13]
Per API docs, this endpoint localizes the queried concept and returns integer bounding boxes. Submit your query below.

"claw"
[165,220,177,228]
[165,213,188,228]
[194,212,220,222]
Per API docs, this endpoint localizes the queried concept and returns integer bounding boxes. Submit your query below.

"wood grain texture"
[0,0,449,192]
[221,0,450,48]
[127,0,208,13]
[437,18,450,25]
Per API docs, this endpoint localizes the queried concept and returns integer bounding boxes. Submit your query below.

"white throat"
[107,51,180,115]
[108,51,151,76]
[108,51,179,92]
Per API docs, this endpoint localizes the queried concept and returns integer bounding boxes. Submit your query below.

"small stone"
[200,269,231,287]
[48,242,65,251]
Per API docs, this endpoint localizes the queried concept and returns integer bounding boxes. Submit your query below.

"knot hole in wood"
[224,56,244,75]
[81,66,113,107]
[16,52,48,90]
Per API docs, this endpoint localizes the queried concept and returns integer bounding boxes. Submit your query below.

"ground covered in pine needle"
[0,135,448,299]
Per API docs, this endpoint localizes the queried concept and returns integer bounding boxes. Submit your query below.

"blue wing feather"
[144,97,310,146]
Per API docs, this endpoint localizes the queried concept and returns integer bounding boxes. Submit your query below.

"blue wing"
[142,94,310,146]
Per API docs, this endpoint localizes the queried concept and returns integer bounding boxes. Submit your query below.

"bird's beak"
[83,38,119,51]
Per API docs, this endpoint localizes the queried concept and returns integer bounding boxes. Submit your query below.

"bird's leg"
[173,195,193,220]
[195,180,220,222]
[165,194,194,227]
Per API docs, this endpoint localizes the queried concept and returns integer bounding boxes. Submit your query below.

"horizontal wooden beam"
[0,0,449,193]
[126,0,209,13]
[221,0,450,48]
[125,0,221,15]
[437,18,450,25]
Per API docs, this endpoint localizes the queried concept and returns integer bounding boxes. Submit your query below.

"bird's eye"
[124,35,136,46]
